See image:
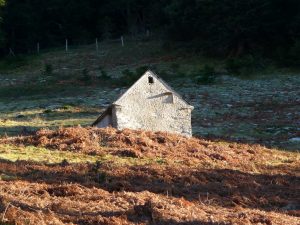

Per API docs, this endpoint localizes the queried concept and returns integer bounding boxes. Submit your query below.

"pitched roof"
[114,70,193,108]
[92,70,193,126]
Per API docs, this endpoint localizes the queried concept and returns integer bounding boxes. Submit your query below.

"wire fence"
[7,32,160,80]
[20,33,153,57]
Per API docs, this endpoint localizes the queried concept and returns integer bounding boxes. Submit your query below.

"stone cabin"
[92,70,194,136]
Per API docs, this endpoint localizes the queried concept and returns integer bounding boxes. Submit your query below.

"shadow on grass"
[197,134,300,152]
[0,159,298,213]
[5,110,99,122]
[0,111,98,135]
[0,126,41,136]
[0,82,93,99]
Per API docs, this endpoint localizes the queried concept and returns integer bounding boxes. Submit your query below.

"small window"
[148,76,154,84]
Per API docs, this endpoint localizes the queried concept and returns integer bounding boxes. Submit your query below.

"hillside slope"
[0,127,299,224]
[0,40,300,150]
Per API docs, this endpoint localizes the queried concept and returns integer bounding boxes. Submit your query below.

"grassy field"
[0,39,299,224]
[0,39,299,150]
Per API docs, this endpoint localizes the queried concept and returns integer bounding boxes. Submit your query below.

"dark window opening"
[148,76,154,84]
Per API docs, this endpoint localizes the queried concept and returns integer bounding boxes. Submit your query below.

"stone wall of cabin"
[113,72,193,136]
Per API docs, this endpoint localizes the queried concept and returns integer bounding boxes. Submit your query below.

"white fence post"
[37,42,40,54]
[121,36,124,47]
[65,39,68,52]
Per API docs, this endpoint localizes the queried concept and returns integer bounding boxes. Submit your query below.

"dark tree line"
[1,0,300,62]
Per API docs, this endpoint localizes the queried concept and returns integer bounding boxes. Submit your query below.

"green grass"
[0,55,40,72]
[0,83,86,98]
[0,144,107,164]
[0,144,170,166]
[0,39,299,151]
[0,104,98,136]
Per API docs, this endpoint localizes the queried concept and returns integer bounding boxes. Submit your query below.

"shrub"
[117,69,140,86]
[225,55,266,76]
[0,55,30,71]
[290,41,300,56]
[161,41,172,50]
[99,67,110,80]
[112,69,133,86]
[121,69,136,81]
[44,63,53,75]
[225,59,241,75]
[196,64,217,84]
[79,68,92,84]
[278,40,300,66]
[114,66,154,86]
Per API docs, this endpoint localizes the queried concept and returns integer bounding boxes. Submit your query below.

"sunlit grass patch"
[0,144,168,167]
[0,144,104,164]
[0,118,95,136]
[263,152,300,166]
